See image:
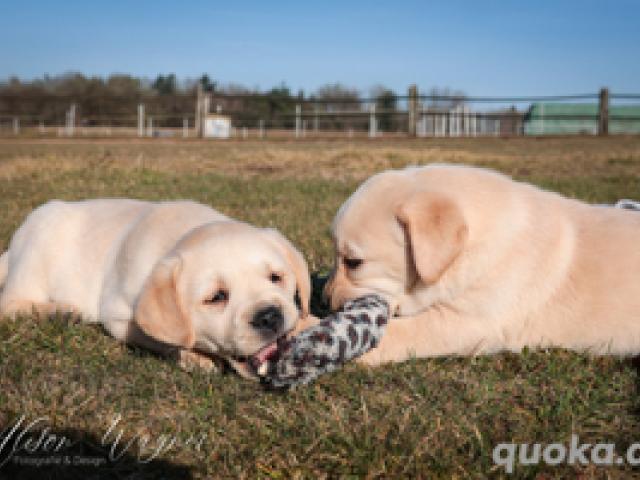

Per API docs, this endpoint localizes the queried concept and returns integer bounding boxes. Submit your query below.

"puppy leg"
[125,321,218,373]
[1,300,81,320]
[357,309,497,365]
[178,350,219,373]
[226,358,259,381]
[1,300,42,318]
[0,251,8,292]
[289,314,321,336]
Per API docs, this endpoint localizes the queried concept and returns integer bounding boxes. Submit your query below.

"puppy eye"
[344,258,363,270]
[270,272,282,283]
[204,289,228,305]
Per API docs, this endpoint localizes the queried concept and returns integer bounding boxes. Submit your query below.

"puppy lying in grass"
[0,199,310,379]
[324,164,640,364]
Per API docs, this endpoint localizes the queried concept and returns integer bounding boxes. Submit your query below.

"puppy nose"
[251,305,284,333]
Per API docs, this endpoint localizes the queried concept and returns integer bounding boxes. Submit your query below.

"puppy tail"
[0,251,7,290]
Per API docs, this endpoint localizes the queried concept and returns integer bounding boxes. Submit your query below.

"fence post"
[259,119,265,139]
[65,104,76,136]
[314,104,319,132]
[183,118,188,138]
[418,105,427,137]
[598,87,609,136]
[203,95,211,137]
[195,84,202,137]
[13,117,19,135]
[138,104,145,137]
[146,117,153,137]
[445,110,450,137]
[295,104,301,138]
[71,103,76,136]
[463,106,470,136]
[369,104,377,138]
[408,84,418,137]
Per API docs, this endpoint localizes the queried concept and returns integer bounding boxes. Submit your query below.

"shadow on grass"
[309,272,331,318]
[0,414,193,479]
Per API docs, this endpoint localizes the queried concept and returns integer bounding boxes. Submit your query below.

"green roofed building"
[524,103,640,135]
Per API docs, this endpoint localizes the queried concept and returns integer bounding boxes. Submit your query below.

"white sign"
[203,115,231,138]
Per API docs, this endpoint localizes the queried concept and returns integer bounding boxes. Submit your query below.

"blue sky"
[1,0,639,96]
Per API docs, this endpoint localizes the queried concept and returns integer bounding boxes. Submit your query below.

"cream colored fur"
[326,164,640,365]
[0,199,310,377]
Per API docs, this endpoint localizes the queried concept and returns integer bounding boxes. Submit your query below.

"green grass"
[1,138,640,479]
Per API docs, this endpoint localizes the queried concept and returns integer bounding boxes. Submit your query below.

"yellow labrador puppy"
[0,199,309,378]
[325,164,640,365]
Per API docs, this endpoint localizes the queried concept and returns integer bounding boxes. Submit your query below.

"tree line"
[0,73,464,130]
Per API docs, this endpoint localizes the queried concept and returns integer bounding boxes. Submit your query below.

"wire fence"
[1,87,639,139]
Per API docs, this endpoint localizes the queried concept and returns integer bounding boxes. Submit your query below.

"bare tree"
[426,87,466,109]
[315,84,360,112]
[370,85,398,131]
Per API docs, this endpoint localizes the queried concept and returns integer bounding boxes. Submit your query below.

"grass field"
[1,136,640,479]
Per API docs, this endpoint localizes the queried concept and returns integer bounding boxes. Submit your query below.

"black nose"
[251,306,284,333]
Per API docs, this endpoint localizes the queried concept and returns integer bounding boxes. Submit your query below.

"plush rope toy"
[256,295,390,389]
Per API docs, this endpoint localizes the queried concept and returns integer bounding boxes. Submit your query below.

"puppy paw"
[178,349,219,373]
[289,313,321,336]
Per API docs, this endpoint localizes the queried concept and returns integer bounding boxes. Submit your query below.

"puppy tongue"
[252,341,279,366]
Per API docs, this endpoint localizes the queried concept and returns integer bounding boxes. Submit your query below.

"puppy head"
[135,222,310,377]
[325,171,468,315]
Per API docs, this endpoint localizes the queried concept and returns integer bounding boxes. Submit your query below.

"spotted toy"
[256,295,390,389]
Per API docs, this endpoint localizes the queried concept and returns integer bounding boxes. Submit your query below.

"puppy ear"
[134,255,195,348]
[263,229,311,317]
[396,191,468,285]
